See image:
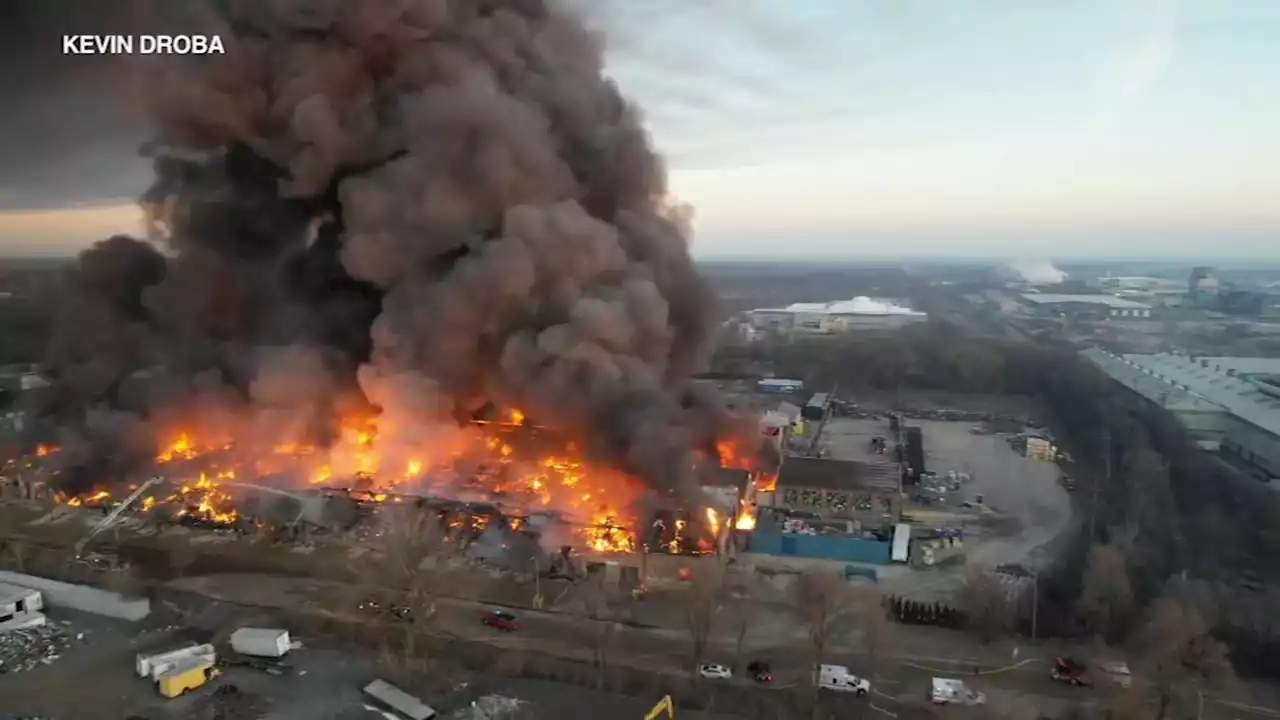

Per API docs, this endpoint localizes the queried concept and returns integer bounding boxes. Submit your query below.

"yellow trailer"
[156,655,220,698]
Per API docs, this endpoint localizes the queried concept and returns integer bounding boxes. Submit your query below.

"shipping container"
[802,393,831,421]
[363,679,437,720]
[757,379,804,394]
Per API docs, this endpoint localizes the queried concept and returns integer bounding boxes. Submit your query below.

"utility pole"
[532,555,542,609]
[1089,423,1110,542]
[1031,569,1039,642]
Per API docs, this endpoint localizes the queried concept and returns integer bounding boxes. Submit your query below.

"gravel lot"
[821,416,1070,600]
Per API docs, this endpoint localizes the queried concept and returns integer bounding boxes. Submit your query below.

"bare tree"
[850,588,900,680]
[723,580,759,674]
[957,566,1011,643]
[1078,543,1133,639]
[575,574,626,689]
[1136,593,1233,720]
[684,562,725,673]
[357,505,450,657]
[1,540,26,572]
[793,570,854,715]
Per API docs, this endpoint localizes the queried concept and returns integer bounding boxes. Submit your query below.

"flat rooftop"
[0,582,38,607]
[1021,293,1150,309]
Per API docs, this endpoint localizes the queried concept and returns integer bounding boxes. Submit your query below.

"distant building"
[756,379,804,394]
[1215,289,1267,316]
[1083,350,1280,478]
[746,297,927,334]
[1188,266,1220,306]
[1099,276,1182,293]
[1020,293,1152,319]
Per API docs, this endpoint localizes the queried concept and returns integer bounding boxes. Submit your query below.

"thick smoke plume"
[41,0,743,504]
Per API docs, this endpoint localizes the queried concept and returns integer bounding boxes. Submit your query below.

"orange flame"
[58,409,753,553]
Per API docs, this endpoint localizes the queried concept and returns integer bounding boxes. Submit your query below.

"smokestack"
[43,0,727,504]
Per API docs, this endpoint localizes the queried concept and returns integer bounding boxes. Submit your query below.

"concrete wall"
[0,571,151,621]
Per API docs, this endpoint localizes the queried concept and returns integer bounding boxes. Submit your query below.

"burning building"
[24,0,776,562]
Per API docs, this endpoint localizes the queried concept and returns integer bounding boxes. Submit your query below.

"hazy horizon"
[1,0,1277,259]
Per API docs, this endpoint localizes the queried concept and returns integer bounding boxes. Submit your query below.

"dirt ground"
[819,416,1070,601]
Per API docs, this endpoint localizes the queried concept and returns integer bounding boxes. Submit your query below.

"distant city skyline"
[1,0,1277,259]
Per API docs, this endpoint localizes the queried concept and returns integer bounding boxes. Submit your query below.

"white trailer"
[229,627,291,658]
[931,677,986,705]
[891,523,912,563]
[363,679,436,720]
[0,582,43,632]
[137,644,216,679]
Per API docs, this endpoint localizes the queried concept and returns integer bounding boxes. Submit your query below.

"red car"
[1051,657,1093,687]
[481,609,520,631]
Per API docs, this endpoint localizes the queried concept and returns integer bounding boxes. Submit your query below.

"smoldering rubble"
[38,0,751,504]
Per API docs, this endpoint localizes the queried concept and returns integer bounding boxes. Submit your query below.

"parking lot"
[0,599,741,720]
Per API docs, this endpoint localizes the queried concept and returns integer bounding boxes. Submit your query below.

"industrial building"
[1083,349,1280,478]
[769,457,901,526]
[1099,276,1183,293]
[1021,293,1152,319]
[746,297,927,334]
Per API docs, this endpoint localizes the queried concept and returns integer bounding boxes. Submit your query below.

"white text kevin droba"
[62,35,226,55]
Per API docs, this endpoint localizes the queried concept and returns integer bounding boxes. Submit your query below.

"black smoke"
[43,0,738,503]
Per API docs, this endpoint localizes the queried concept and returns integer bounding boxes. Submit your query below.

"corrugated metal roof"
[1083,349,1280,438]
[776,457,899,492]
[1022,294,1150,309]
[1196,357,1280,376]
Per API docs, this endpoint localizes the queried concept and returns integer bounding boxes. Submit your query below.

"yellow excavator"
[645,695,674,719]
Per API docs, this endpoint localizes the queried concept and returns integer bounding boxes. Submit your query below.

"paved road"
[169,572,1280,719]
[167,573,1100,714]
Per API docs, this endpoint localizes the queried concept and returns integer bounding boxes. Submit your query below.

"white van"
[816,664,871,696]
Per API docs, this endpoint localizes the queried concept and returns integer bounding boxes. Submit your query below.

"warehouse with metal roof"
[1083,349,1280,478]
[1022,294,1153,319]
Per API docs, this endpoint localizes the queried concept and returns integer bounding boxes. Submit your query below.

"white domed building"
[747,296,927,334]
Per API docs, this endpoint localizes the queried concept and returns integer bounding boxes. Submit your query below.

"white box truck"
[229,628,291,658]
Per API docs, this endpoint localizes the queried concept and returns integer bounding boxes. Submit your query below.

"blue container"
[746,531,892,565]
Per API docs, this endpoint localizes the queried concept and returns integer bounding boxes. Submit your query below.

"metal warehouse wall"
[746,531,892,565]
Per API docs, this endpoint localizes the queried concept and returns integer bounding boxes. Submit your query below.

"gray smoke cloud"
[43,0,742,505]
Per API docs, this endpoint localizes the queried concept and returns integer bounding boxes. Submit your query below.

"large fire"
[714,438,772,531]
[49,408,669,553]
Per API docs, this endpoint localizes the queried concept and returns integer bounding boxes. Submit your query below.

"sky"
[0,0,1277,260]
